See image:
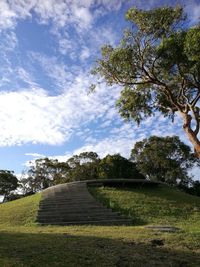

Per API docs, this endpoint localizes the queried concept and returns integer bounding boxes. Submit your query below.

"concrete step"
[39,219,133,226]
[37,215,125,222]
[39,204,105,210]
[37,216,131,223]
[37,209,117,215]
[39,201,103,205]
[37,181,132,226]
[42,195,94,199]
[37,211,123,218]
[38,206,108,211]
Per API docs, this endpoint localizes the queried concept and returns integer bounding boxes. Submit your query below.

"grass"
[0,193,41,226]
[89,184,200,231]
[0,184,199,266]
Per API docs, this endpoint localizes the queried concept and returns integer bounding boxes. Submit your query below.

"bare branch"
[191,92,200,107]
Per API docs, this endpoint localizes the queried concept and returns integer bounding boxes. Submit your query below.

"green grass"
[0,193,41,226]
[0,185,200,266]
[89,184,200,231]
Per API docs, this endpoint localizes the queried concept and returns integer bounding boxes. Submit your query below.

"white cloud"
[0,1,199,34]
[2,52,166,152]
[185,1,200,25]
[25,153,46,158]
[58,37,75,57]
[61,113,187,160]
[0,0,94,32]
[0,70,119,147]
[80,47,90,61]
[17,67,40,88]
[0,1,17,30]
[95,0,124,11]
[0,30,18,51]
[30,52,76,85]
[0,90,66,146]
[72,137,135,159]
[72,5,92,29]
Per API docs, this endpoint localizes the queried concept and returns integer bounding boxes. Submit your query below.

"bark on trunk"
[184,128,200,158]
[181,113,200,158]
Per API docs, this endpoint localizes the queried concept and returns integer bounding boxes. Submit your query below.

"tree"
[67,152,100,181]
[187,181,200,196]
[91,6,200,157]
[130,136,197,186]
[26,158,70,192]
[98,153,145,179]
[27,158,53,192]
[0,170,18,202]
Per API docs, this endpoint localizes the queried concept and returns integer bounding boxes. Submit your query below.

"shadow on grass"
[89,186,147,225]
[0,231,199,267]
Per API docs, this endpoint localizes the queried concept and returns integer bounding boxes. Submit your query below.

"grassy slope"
[0,185,200,267]
[0,193,41,226]
[89,184,200,231]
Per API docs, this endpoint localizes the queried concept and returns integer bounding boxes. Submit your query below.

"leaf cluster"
[131,135,197,186]
[0,170,18,200]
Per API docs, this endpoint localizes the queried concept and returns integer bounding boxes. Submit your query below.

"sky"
[0,0,199,180]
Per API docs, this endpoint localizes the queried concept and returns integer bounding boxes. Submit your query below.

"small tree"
[131,136,197,186]
[92,6,200,157]
[0,170,18,202]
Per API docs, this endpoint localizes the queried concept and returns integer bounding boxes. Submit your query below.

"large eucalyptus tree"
[91,6,200,157]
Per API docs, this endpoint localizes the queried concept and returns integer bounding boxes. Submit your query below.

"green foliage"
[98,154,144,179]
[126,6,185,37]
[130,136,197,186]
[0,170,18,201]
[67,152,100,181]
[92,5,200,156]
[184,26,200,61]
[23,152,144,191]
[182,180,200,197]
[22,158,71,193]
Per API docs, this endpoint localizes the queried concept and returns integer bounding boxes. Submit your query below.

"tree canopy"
[23,158,70,193]
[98,153,145,179]
[0,170,18,202]
[21,152,144,193]
[67,152,100,181]
[131,136,197,186]
[91,6,200,157]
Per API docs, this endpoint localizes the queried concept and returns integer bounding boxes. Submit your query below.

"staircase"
[36,181,132,225]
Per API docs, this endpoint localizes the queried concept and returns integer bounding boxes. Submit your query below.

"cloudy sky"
[0,0,199,178]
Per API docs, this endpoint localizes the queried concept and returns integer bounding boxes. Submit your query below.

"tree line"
[0,135,199,202]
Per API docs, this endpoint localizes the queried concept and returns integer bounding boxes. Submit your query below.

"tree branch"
[191,92,200,107]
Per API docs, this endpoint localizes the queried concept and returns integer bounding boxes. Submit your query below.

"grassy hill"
[89,184,200,231]
[0,183,199,266]
[0,193,41,226]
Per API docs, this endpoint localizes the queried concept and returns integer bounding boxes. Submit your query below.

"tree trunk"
[2,195,6,203]
[181,113,200,158]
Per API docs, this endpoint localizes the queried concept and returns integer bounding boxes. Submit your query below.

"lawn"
[89,184,200,231]
[0,184,199,266]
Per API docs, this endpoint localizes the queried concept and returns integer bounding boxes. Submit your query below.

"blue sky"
[0,0,199,179]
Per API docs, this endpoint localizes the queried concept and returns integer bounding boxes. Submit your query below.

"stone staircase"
[36,181,132,225]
